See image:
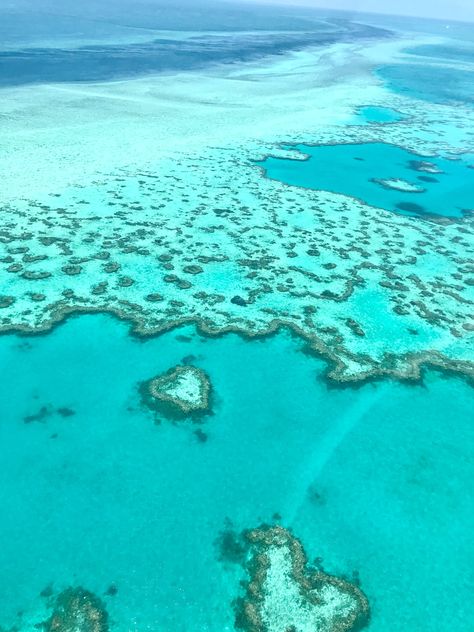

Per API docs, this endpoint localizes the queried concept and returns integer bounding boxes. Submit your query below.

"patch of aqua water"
[377,63,474,105]
[257,142,474,219]
[404,43,474,64]
[354,105,405,124]
[0,314,472,631]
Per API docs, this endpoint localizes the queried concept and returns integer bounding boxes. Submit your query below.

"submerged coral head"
[142,364,211,419]
[43,587,109,632]
[236,526,369,632]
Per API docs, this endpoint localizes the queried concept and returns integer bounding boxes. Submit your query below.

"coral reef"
[42,587,109,632]
[141,365,211,417]
[371,177,425,193]
[0,39,472,386]
[235,526,369,632]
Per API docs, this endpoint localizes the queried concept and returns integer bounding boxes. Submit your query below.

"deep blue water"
[257,142,474,219]
[1,1,396,36]
[1,0,326,35]
[0,21,391,87]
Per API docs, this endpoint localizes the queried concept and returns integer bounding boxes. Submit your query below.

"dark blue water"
[0,1,393,87]
[0,23,391,87]
[2,0,322,35]
[2,0,396,36]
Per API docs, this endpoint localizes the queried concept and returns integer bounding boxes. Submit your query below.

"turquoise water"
[257,142,474,219]
[1,3,474,631]
[378,63,474,104]
[355,106,405,124]
[0,314,473,630]
[405,43,474,64]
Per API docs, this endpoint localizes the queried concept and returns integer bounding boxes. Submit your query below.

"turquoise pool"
[257,142,474,219]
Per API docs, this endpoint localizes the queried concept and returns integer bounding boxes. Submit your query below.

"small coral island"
[141,365,211,418]
[408,159,443,174]
[43,587,109,632]
[235,526,369,632]
[372,177,425,193]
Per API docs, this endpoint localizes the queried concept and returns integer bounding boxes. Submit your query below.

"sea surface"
[1,314,473,631]
[257,142,474,219]
[0,1,473,631]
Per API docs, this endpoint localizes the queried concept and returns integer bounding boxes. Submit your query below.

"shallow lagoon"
[355,105,405,124]
[0,314,472,631]
[257,142,474,219]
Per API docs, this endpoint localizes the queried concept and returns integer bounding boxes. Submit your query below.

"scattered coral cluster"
[0,133,472,384]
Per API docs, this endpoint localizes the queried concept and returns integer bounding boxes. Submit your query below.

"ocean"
[0,1,472,631]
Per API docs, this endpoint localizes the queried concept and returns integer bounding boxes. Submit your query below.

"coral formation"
[371,177,425,193]
[42,587,109,632]
[141,365,211,417]
[0,37,472,388]
[235,526,369,632]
